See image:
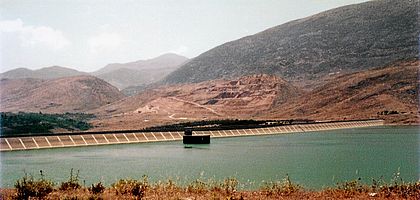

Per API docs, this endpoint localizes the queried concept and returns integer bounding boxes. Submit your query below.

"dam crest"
[0,120,384,151]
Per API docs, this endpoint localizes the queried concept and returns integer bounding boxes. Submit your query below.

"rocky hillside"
[264,60,419,124]
[163,0,419,86]
[90,74,301,130]
[93,53,188,90]
[0,76,125,113]
[0,66,87,80]
[90,60,419,130]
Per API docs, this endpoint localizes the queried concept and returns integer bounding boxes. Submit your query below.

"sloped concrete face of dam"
[0,120,384,151]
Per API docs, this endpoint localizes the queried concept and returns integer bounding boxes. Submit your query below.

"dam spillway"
[0,120,384,151]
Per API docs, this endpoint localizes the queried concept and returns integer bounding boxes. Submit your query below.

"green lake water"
[1,126,419,189]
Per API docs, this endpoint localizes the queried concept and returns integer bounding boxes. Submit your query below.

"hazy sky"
[0,0,369,72]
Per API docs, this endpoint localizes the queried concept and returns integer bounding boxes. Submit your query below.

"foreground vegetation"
[0,112,95,136]
[1,170,418,200]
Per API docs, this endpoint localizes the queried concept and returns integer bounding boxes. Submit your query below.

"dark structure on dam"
[183,129,210,144]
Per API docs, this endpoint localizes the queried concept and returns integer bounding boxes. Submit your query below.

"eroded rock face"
[173,74,300,113]
[91,74,302,130]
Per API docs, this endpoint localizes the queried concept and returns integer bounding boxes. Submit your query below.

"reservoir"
[1,126,418,189]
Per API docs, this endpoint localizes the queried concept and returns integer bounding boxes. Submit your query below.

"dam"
[0,119,384,151]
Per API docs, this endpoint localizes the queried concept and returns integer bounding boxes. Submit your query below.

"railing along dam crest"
[0,120,384,151]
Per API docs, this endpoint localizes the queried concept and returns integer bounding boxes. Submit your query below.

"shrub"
[89,182,105,195]
[158,178,181,191]
[112,176,148,198]
[377,170,420,198]
[59,169,82,191]
[336,178,369,197]
[1,112,94,136]
[261,175,301,196]
[221,177,238,195]
[14,171,54,200]
[187,179,208,193]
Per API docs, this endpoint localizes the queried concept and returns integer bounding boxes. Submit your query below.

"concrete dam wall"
[0,120,384,151]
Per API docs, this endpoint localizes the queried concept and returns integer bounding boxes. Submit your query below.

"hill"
[90,74,301,130]
[93,53,188,90]
[94,53,188,74]
[0,53,188,91]
[0,66,87,80]
[94,68,147,90]
[0,76,125,113]
[263,60,419,124]
[90,60,418,130]
[163,0,419,86]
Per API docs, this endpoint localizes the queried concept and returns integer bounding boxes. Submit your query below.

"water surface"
[1,126,418,189]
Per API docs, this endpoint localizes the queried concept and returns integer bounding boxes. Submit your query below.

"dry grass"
[1,172,419,200]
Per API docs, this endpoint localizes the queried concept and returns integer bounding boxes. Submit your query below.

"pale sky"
[0,0,369,72]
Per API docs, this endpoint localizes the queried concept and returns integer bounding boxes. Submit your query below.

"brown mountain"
[163,0,419,87]
[263,60,419,124]
[90,74,301,130]
[0,66,87,80]
[90,60,419,130]
[93,53,188,90]
[0,76,125,113]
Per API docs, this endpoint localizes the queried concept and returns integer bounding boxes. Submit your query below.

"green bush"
[144,119,289,132]
[1,112,94,136]
[14,171,54,200]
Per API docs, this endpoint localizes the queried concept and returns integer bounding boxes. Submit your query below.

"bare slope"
[264,60,419,124]
[0,76,125,113]
[90,74,301,130]
[163,0,419,86]
[91,60,418,130]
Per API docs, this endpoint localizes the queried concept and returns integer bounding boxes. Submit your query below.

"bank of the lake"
[0,126,418,189]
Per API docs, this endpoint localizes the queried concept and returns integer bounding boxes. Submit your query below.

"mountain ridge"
[0,66,88,80]
[92,53,189,90]
[162,0,419,86]
[1,53,189,91]
[0,75,125,113]
[93,53,188,75]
